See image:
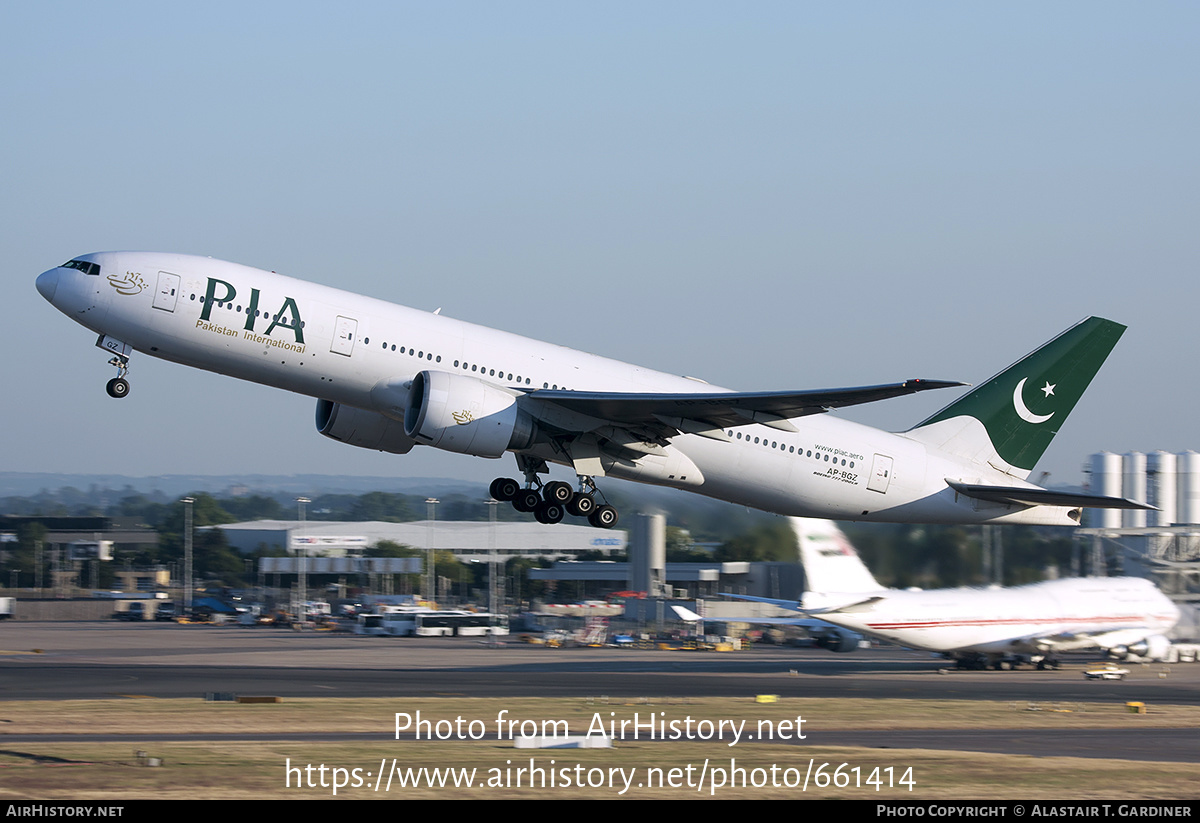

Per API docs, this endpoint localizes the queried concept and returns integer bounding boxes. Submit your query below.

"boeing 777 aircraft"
[36,252,1148,528]
[726,519,1181,669]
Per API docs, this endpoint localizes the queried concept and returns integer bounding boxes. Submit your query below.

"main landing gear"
[489,473,620,529]
[105,354,131,399]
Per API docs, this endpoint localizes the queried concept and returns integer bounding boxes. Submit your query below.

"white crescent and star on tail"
[1013,377,1055,424]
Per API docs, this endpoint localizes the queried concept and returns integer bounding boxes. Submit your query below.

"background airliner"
[725,519,1181,669]
[36,252,1148,528]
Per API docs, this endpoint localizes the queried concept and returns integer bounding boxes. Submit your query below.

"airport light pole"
[487,499,498,616]
[425,498,438,603]
[486,499,502,646]
[181,497,194,618]
[296,497,310,623]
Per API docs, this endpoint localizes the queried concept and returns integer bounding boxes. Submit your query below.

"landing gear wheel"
[106,377,130,399]
[490,477,520,502]
[512,489,541,513]
[542,481,574,505]
[534,501,565,524]
[588,505,619,529]
[568,493,597,517]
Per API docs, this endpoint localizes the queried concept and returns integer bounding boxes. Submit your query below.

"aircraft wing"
[722,591,885,615]
[671,604,825,627]
[527,379,965,436]
[691,607,849,633]
[946,481,1155,511]
[719,593,802,610]
[721,616,837,627]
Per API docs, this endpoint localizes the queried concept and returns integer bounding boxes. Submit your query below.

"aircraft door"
[331,316,358,356]
[153,271,180,312]
[867,453,893,493]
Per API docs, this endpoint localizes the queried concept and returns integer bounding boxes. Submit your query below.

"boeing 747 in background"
[726,518,1181,669]
[36,252,1149,528]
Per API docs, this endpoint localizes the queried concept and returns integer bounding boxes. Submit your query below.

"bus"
[355,608,508,637]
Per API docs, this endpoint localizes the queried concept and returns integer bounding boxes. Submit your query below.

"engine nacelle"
[403,370,535,458]
[1118,634,1173,662]
[814,628,862,653]
[316,399,416,454]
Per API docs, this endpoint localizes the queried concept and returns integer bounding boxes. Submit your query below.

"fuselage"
[36,252,1078,525]
[814,577,1179,655]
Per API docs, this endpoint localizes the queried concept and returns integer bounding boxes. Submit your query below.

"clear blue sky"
[4,2,1198,487]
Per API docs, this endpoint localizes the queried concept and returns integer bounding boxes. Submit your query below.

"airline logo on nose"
[108,272,147,295]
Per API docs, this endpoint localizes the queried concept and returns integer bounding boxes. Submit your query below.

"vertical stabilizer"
[906,317,1125,478]
[792,518,883,594]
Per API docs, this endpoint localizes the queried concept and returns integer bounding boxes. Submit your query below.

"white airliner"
[726,519,1181,669]
[36,252,1148,528]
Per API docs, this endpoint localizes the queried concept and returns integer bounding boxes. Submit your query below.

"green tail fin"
[910,317,1125,474]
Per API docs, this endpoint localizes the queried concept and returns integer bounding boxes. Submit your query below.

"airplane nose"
[36,268,60,302]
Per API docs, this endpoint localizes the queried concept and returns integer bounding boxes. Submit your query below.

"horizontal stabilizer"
[670,604,704,622]
[946,480,1156,510]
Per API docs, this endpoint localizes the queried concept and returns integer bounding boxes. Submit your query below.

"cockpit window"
[62,259,100,276]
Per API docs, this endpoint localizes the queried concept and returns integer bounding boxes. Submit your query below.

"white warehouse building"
[211,519,626,562]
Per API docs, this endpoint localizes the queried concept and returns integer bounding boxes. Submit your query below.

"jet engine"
[316,399,416,454]
[814,627,862,653]
[1112,634,1173,662]
[403,371,536,458]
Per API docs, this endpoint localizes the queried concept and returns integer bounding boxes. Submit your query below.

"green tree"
[155,494,236,566]
[351,492,415,522]
[665,526,710,561]
[713,522,798,562]
[193,528,248,587]
[1,522,48,588]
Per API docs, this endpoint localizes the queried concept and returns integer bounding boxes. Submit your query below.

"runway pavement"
[2,621,1198,703]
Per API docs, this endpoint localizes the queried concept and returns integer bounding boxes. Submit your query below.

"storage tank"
[1177,451,1200,525]
[1147,451,1178,527]
[1123,451,1147,528]
[1089,452,1123,529]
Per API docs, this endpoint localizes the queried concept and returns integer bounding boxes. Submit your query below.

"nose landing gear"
[106,377,130,398]
[105,354,130,398]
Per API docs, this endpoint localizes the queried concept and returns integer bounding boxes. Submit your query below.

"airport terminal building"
[213,519,626,561]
